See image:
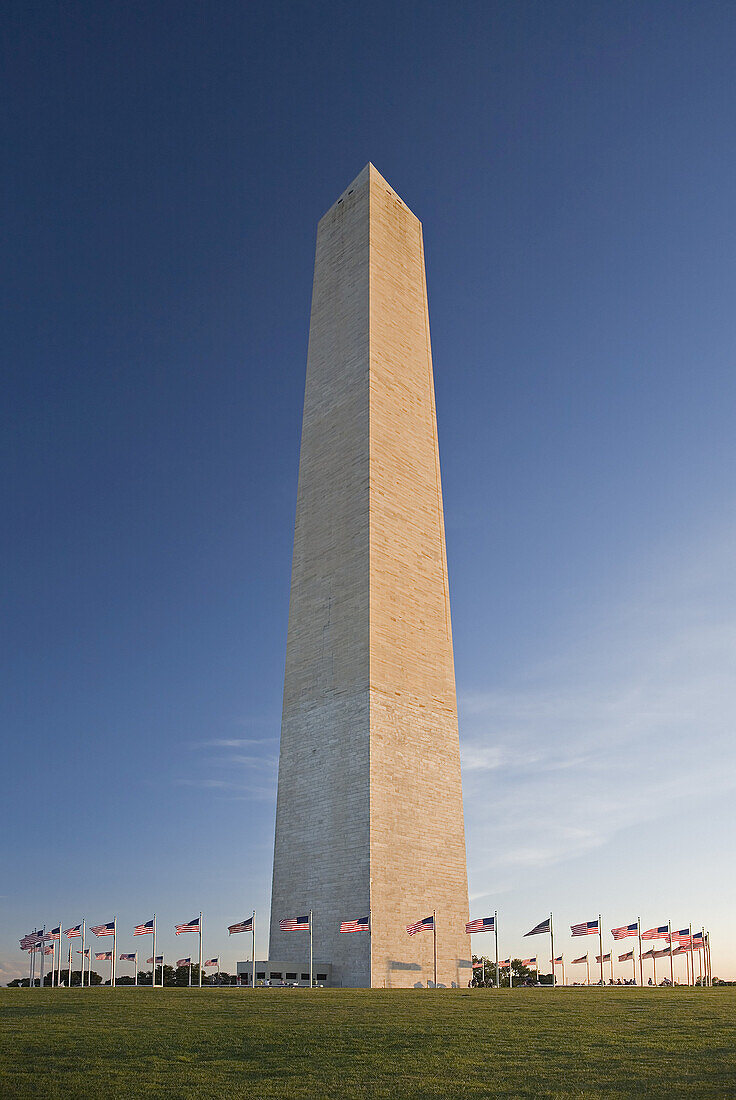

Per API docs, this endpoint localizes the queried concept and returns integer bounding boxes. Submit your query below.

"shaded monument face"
[269,164,470,988]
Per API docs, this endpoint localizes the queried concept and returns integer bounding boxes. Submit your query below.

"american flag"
[175,917,200,935]
[134,919,154,936]
[641,948,655,959]
[91,921,115,937]
[641,924,669,940]
[177,958,192,967]
[522,957,537,967]
[65,924,82,939]
[146,956,163,964]
[43,945,54,955]
[611,922,638,940]
[498,959,511,967]
[204,958,219,967]
[595,953,611,963]
[78,948,90,957]
[119,953,136,962]
[340,916,370,933]
[228,917,254,934]
[19,931,43,949]
[49,927,61,940]
[279,915,310,931]
[572,954,588,965]
[465,915,495,934]
[668,928,690,942]
[653,947,672,959]
[672,945,691,956]
[571,920,599,936]
[406,915,434,936]
[551,955,563,964]
[524,917,551,937]
[472,960,483,969]
[95,952,112,961]
[618,950,634,962]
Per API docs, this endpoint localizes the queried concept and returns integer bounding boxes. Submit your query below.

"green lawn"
[1,988,734,1099]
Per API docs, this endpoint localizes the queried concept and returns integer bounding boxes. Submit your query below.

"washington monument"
[269,164,470,988]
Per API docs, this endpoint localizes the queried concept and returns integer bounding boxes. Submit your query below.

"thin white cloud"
[191,738,276,749]
[174,778,275,801]
[224,753,278,768]
[459,525,736,878]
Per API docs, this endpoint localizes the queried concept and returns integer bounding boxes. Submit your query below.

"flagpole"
[81,919,86,988]
[668,920,674,986]
[700,926,705,986]
[135,951,138,986]
[113,917,117,988]
[67,942,72,987]
[309,910,313,990]
[598,915,603,986]
[252,910,256,989]
[586,955,589,986]
[494,911,499,988]
[609,952,613,984]
[433,910,437,988]
[199,912,203,988]
[58,922,62,987]
[152,914,157,988]
[638,917,643,987]
[550,913,555,988]
[40,926,45,989]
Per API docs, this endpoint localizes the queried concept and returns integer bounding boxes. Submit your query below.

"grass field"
[1,987,734,1099]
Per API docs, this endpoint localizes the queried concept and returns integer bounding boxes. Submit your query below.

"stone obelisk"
[269,164,470,988]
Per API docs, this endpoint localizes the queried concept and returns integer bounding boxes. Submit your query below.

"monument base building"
[237,960,332,988]
[269,165,471,988]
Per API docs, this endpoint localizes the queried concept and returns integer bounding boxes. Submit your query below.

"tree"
[471,957,550,987]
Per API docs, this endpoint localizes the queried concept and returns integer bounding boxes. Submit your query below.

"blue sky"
[2,0,735,982]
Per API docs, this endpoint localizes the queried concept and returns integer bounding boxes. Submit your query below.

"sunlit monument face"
[269,164,470,988]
